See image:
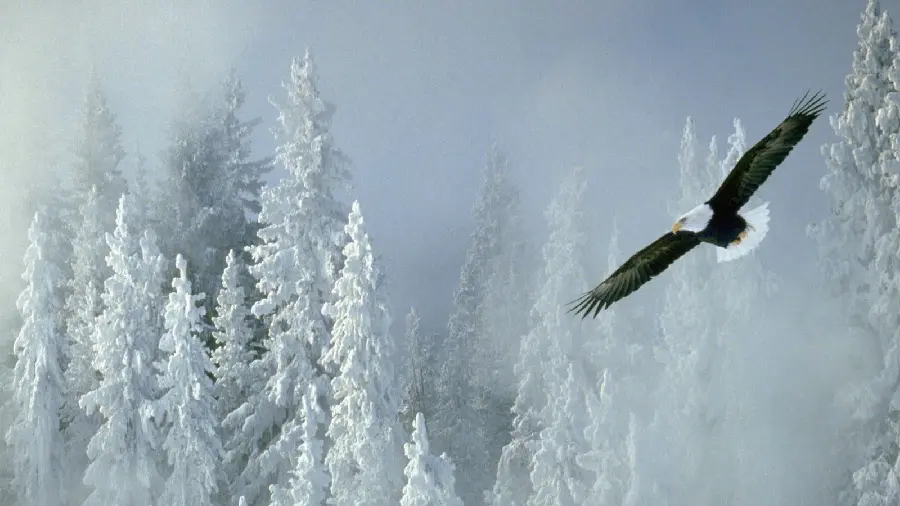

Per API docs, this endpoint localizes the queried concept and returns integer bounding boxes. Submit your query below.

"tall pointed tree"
[212,249,259,492]
[268,383,329,506]
[401,413,464,506]
[810,2,900,504]
[79,194,167,506]
[492,166,591,506]
[73,78,127,217]
[156,254,223,506]
[5,210,65,506]
[401,307,438,431]
[229,49,350,506]
[157,68,271,318]
[61,185,107,497]
[322,200,404,506]
[437,143,524,505]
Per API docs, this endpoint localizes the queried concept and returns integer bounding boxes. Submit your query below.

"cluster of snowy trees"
[3,51,460,506]
[6,0,900,504]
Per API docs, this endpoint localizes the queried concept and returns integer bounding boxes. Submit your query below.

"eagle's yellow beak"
[672,221,682,233]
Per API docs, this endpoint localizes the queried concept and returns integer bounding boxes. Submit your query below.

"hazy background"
[0,0,891,333]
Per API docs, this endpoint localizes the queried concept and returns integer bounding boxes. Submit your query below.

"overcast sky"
[1,0,895,332]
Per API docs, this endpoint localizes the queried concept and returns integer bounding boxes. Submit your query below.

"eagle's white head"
[672,203,713,233]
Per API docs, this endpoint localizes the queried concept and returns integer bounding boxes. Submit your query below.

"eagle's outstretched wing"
[568,231,701,318]
[707,90,827,212]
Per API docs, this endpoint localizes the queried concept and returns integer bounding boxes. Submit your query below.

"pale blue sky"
[1,0,895,330]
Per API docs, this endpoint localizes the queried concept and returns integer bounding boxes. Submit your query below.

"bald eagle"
[569,91,827,319]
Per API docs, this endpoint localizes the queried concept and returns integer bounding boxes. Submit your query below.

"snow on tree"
[215,68,274,238]
[79,194,167,506]
[321,200,405,506]
[809,2,900,504]
[73,77,127,217]
[212,249,259,490]
[156,68,271,319]
[401,413,463,506]
[60,185,107,495]
[5,210,65,506]
[646,115,774,504]
[400,307,438,432]
[527,362,592,506]
[492,166,591,506]
[575,218,648,506]
[253,48,350,326]
[812,0,898,321]
[650,117,735,502]
[437,143,524,505]
[268,383,329,506]
[211,249,255,413]
[230,49,350,506]
[155,254,223,506]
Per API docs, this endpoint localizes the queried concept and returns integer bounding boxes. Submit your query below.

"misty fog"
[2,0,899,505]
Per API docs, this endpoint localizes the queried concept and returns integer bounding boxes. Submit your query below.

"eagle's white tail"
[716,202,770,263]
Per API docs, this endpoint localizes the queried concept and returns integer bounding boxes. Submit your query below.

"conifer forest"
[4,0,900,504]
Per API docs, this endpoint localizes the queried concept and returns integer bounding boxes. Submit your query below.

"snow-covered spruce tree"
[60,185,107,495]
[401,413,463,506]
[809,2,900,504]
[227,49,349,506]
[212,249,259,491]
[528,361,593,506]
[5,211,65,506]
[437,143,523,505]
[400,307,439,432]
[215,68,274,246]
[473,146,531,491]
[72,78,127,218]
[322,200,404,506]
[269,383,329,506]
[492,166,592,506]
[576,219,641,506]
[155,254,223,506]
[156,68,271,320]
[79,194,167,506]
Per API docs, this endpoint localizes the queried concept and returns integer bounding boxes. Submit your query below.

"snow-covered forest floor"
[4,0,900,505]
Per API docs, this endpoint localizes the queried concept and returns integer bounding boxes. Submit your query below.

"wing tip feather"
[788,89,827,119]
[566,290,600,319]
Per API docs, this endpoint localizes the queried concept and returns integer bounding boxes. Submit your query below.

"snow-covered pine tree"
[576,218,646,506]
[60,185,107,498]
[72,77,127,219]
[528,362,593,506]
[322,200,404,506]
[157,68,271,320]
[215,68,274,246]
[473,146,531,491]
[5,210,65,506]
[437,143,523,505]
[813,0,898,328]
[212,249,259,491]
[400,307,438,432]
[810,2,900,504]
[229,49,349,506]
[268,383,329,506]
[155,254,223,506]
[401,413,464,506]
[79,194,167,506]
[492,166,592,506]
